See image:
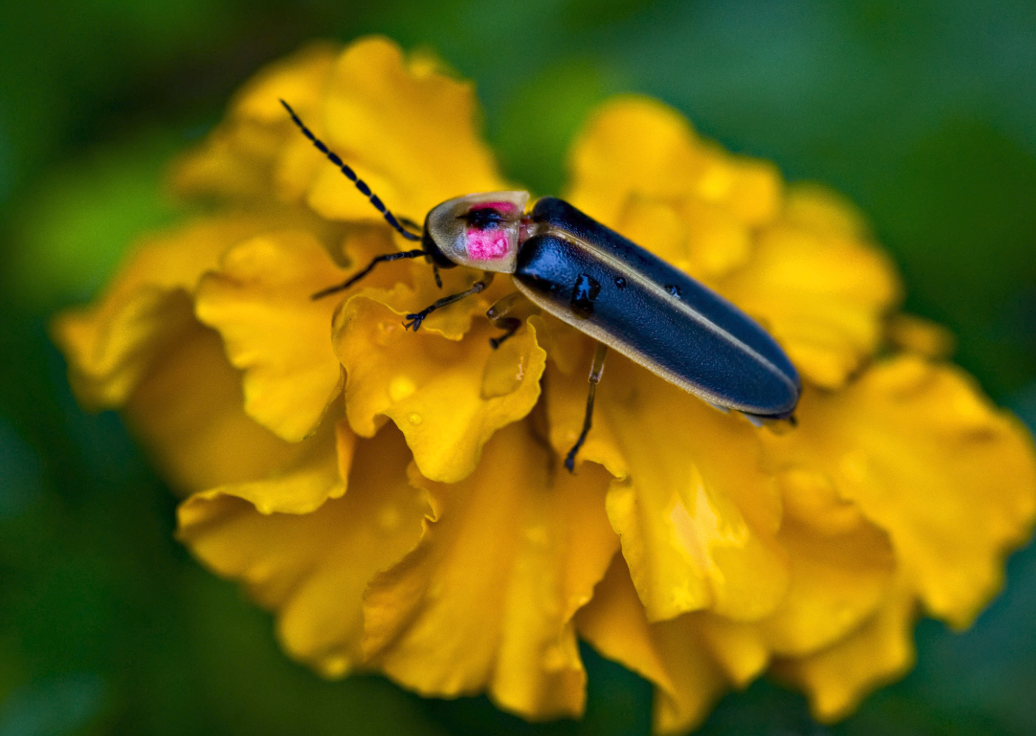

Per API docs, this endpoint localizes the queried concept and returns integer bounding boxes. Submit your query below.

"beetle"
[282,100,801,472]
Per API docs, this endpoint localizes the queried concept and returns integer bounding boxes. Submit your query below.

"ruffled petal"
[565,98,780,286]
[575,554,676,695]
[279,37,506,227]
[606,193,755,286]
[548,350,788,622]
[52,214,279,408]
[333,285,546,483]
[177,424,427,677]
[764,356,1036,628]
[887,313,956,359]
[780,181,870,238]
[125,321,303,494]
[361,422,619,719]
[773,579,917,722]
[582,485,898,731]
[718,186,902,389]
[649,615,756,735]
[195,229,349,441]
[171,41,340,204]
[760,469,896,656]
[566,96,781,237]
[576,555,732,736]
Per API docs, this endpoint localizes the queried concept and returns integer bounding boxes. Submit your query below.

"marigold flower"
[53,36,1036,734]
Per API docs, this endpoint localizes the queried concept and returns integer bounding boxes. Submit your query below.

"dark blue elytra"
[514,198,801,418]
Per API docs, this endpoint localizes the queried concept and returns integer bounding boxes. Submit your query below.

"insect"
[282,100,801,472]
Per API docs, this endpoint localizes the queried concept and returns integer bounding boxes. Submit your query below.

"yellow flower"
[53,36,1036,734]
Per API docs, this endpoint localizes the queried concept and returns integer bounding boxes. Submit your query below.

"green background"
[2,1,1035,734]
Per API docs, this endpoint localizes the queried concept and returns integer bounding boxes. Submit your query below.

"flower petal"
[718,185,902,389]
[575,555,731,736]
[773,580,917,722]
[650,615,762,735]
[582,482,899,730]
[285,37,507,226]
[177,423,427,677]
[171,41,340,204]
[887,313,956,359]
[780,181,870,239]
[195,229,350,441]
[52,214,278,408]
[361,422,619,720]
[564,97,779,285]
[760,469,896,656]
[334,288,546,483]
[765,356,1036,628]
[566,96,781,240]
[124,322,303,494]
[549,351,789,622]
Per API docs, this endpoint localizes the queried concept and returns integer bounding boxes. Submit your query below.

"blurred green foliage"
[1,0,1034,734]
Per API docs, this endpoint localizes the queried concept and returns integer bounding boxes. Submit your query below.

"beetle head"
[423,191,530,273]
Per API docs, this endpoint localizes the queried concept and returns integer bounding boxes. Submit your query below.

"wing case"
[513,197,800,417]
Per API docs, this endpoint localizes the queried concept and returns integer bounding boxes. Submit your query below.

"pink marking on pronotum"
[466,228,510,260]
[469,201,518,214]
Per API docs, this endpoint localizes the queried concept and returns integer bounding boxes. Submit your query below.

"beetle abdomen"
[514,200,800,417]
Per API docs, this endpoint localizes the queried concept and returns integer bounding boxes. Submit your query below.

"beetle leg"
[312,248,428,300]
[404,272,495,331]
[564,343,608,473]
[489,319,522,349]
[486,292,523,349]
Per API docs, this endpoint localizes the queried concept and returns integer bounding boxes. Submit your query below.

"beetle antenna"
[280,99,421,242]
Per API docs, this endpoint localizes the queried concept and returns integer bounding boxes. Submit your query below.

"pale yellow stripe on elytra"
[516,225,797,410]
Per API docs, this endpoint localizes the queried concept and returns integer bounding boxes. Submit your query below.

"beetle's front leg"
[565,343,609,473]
[404,272,495,331]
[486,292,523,349]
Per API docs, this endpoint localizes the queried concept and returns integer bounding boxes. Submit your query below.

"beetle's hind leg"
[565,343,608,473]
[404,272,495,331]
[486,292,523,349]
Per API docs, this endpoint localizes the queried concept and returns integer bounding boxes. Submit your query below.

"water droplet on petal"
[374,320,403,346]
[389,375,416,402]
[407,412,423,425]
[378,505,401,529]
[839,450,869,484]
[524,524,549,547]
